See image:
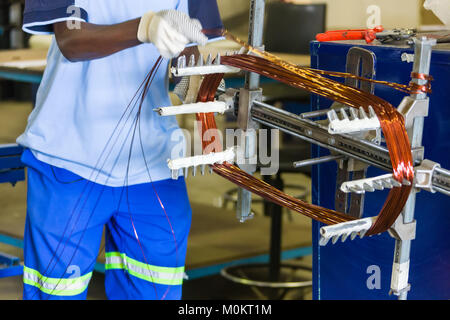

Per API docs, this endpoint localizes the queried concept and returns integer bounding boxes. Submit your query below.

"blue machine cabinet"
[310,40,450,300]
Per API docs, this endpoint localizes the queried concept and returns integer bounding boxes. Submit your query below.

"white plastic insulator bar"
[327,107,381,135]
[167,148,235,171]
[340,173,405,194]
[319,217,377,246]
[171,65,240,77]
[154,101,230,116]
[328,116,381,134]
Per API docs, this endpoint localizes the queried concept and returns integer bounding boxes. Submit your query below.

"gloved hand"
[137,10,209,59]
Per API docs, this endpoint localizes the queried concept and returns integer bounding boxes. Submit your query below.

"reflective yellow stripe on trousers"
[23,266,92,296]
[105,252,185,286]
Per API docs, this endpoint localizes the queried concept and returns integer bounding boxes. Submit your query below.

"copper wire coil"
[193,45,414,236]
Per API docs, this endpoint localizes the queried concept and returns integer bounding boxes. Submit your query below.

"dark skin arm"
[53,20,200,66]
[53,19,142,62]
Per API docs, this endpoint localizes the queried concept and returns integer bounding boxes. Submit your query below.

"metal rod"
[432,166,450,195]
[391,37,435,301]
[293,155,345,168]
[432,186,450,197]
[434,166,450,177]
[245,0,265,90]
[269,174,283,284]
[236,0,265,223]
[300,107,348,119]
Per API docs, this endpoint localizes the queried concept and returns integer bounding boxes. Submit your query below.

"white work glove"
[137,10,209,59]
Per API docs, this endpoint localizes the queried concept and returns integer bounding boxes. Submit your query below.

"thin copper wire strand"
[224,31,431,95]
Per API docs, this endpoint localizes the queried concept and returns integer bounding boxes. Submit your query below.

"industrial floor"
[0,100,313,300]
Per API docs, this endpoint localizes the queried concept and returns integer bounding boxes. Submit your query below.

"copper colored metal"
[224,31,431,95]
[409,82,432,94]
[193,36,415,236]
[411,72,434,81]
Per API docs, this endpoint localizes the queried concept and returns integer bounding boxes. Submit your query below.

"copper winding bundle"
[226,31,432,95]
[193,35,415,236]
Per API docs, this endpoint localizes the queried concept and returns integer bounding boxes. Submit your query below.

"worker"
[19,1,222,300]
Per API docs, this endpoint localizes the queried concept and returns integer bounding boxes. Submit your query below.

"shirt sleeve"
[188,0,224,40]
[176,0,189,15]
[22,0,88,35]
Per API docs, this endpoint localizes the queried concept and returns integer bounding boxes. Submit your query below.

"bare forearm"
[54,19,142,62]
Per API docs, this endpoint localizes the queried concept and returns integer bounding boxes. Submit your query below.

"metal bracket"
[237,88,262,174]
[414,159,440,193]
[235,89,262,223]
[388,215,417,241]
[218,88,240,113]
[238,88,262,131]
[411,147,425,164]
[397,96,429,130]
[390,284,411,297]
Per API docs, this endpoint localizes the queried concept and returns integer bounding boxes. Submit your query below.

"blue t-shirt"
[189,0,223,36]
[18,0,222,187]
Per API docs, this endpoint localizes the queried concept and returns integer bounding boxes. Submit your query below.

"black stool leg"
[267,172,284,282]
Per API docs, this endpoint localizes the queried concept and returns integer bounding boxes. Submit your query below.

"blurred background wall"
[217,0,446,35]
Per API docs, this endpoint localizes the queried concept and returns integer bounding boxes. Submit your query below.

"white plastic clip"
[167,148,235,179]
[319,217,377,246]
[172,53,240,77]
[341,173,411,194]
[327,106,380,134]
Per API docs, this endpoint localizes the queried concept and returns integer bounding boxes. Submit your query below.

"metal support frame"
[236,0,265,223]
[389,37,436,300]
